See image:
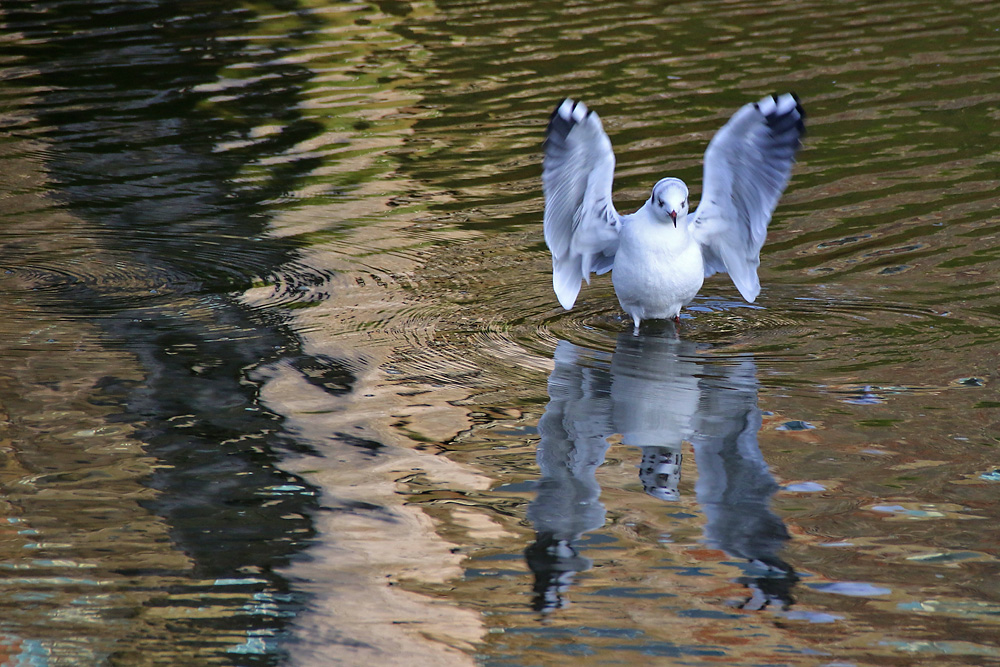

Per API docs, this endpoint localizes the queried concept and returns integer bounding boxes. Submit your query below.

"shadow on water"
[0,0,348,661]
[527,328,797,615]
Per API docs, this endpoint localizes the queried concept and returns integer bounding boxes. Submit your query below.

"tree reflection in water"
[526,328,797,613]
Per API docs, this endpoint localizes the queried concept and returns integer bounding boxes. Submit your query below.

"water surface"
[0,0,999,664]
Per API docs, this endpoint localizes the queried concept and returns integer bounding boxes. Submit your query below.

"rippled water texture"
[0,0,999,664]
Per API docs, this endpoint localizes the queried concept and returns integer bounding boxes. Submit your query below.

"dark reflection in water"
[2,0,321,290]
[527,330,795,613]
[0,0,346,662]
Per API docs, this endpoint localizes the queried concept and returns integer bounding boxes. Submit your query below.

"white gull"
[542,93,805,330]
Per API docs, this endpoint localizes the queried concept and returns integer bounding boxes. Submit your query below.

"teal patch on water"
[808,582,892,597]
[227,633,277,655]
[493,480,538,492]
[214,577,269,586]
[784,481,826,492]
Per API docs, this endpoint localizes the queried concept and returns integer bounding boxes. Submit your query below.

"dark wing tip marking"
[545,99,573,147]
[549,98,570,122]
[761,93,806,153]
[766,92,806,137]
[544,102,570,152]
[786,92,806,137]
[544,98,596,152]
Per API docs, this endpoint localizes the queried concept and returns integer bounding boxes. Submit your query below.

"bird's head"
[649,178,689,227]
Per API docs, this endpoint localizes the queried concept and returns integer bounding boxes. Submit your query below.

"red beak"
[669,211,677,227]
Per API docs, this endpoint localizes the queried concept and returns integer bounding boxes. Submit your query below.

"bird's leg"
[632,314,641,336]
[674,314,681,325]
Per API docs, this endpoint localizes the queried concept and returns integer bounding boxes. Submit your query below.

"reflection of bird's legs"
[626,317,682,336]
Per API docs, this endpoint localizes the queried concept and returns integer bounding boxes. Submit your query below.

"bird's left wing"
[543,99,621,310]
[691,93,805,302]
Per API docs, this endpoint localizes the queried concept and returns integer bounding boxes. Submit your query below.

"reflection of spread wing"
[692,93,805,302]
[543,99,621,310]
[531,340,613,537]
[693,358,791,571]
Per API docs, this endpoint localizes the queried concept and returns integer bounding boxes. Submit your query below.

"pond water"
[0,0,999,664]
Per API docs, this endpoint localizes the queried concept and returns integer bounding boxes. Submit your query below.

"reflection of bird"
[523,533,591,614]
[542,94,805,330]
[526,342,611,613]
[611,331,700,450]
[526,330,797,613]
[692,359,798,609]
[611,330,702,501]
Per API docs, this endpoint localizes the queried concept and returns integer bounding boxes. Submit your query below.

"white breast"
[612,213,704,324]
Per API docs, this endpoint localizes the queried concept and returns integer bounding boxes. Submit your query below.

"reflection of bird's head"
[638,447,682,501]
[649,177,689,227]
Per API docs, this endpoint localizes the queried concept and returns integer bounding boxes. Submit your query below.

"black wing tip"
[786,91,806,123]
[545,98,594,146]
[763,91,806,140]
[547,98,595,124]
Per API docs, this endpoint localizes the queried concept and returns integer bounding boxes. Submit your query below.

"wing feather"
[543,99,620,310]
[692,93,805,302]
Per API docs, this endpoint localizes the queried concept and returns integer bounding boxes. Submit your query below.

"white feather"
[542,99,621,310]
[692,93,805,302]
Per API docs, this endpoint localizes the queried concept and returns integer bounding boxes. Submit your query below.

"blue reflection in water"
[526,327,796,613]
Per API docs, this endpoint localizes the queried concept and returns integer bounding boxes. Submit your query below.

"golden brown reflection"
[0,113,206,660]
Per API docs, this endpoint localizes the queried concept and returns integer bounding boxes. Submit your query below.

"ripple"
[6,259,199,311]
[3,0,999,662]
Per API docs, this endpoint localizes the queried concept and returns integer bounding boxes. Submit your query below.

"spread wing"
[691,93,805,302]
[543,99,621,310]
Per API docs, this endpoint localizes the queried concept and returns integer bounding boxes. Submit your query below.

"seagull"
[542,93,805,331]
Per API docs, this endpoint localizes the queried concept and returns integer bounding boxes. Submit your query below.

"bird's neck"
[626,206,694,253]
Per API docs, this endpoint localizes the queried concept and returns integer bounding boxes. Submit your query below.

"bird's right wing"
[543,99,621,310]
